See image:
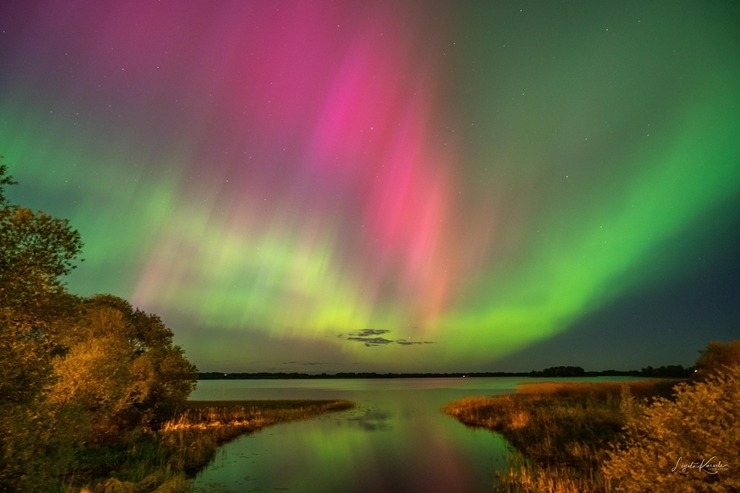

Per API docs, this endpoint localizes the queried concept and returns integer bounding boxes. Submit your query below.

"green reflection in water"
[192,379,516,492]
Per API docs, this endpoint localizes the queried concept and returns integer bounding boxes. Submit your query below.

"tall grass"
[159,400,354,474]
[442,380,678,492]
[74,399,353,493]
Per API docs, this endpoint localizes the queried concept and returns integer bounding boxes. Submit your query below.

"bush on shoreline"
[603,369,739,492]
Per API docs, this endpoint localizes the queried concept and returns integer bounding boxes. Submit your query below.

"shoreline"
[442,379,679,492]
[80,399,355,493]
[197,367,691,379]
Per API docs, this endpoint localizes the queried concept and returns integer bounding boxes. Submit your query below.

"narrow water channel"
[190,378,519,492]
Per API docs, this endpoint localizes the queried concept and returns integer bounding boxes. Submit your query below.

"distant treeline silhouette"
[198,364,693,380]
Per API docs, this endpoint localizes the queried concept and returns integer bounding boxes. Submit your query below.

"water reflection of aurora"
[2,1,738,372]
[191,378,514,492]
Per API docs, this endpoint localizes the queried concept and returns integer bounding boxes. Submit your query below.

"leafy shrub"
[693,341,740,380]
[603,367,739,492]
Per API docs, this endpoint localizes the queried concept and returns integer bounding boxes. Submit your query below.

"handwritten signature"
[672,456,729,475]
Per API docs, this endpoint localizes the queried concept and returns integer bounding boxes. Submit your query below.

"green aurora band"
[1,1,738,371]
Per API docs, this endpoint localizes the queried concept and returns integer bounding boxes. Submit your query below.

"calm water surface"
[190,377,580,492]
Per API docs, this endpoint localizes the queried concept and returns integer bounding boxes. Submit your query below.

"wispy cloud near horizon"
[342,329,435,347]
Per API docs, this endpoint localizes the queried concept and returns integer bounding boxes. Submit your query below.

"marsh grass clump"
[67,399,353,493]
[445,380,672,467]
[444,343,740,492]
[497,460,609,493]
[445,370,739,492]
[442,380,676,492]
[157,400,354,475]
[515,379,675,399]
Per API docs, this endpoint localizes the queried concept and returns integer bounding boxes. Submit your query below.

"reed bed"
[514,379,676,399]
[159,400,354,473]
[442,379,678,493]
[79,399,354,493]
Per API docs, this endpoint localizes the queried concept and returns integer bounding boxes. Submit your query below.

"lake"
[189,377,615,492]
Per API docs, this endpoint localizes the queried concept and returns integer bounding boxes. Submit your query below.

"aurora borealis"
[1,0,738,372]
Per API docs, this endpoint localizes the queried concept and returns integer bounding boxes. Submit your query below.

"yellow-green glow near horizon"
[1,1,738,371]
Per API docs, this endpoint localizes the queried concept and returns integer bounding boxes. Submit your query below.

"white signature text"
[672,456,729,475]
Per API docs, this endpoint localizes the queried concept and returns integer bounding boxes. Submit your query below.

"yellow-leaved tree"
[0,161,197,492]
[50,295,198,441]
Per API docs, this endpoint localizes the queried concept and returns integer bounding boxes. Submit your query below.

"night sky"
[1,1,738,373]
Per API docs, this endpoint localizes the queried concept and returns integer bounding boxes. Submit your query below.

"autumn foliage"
[0,162,197,492]
[444,342,739,493]
[603,364,739,492]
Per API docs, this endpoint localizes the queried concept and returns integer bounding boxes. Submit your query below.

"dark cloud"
[281,361,327,366]
[343,329,435,347]
[348,335,394,347]
[396,339,435,346]
[354,329,391,337]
